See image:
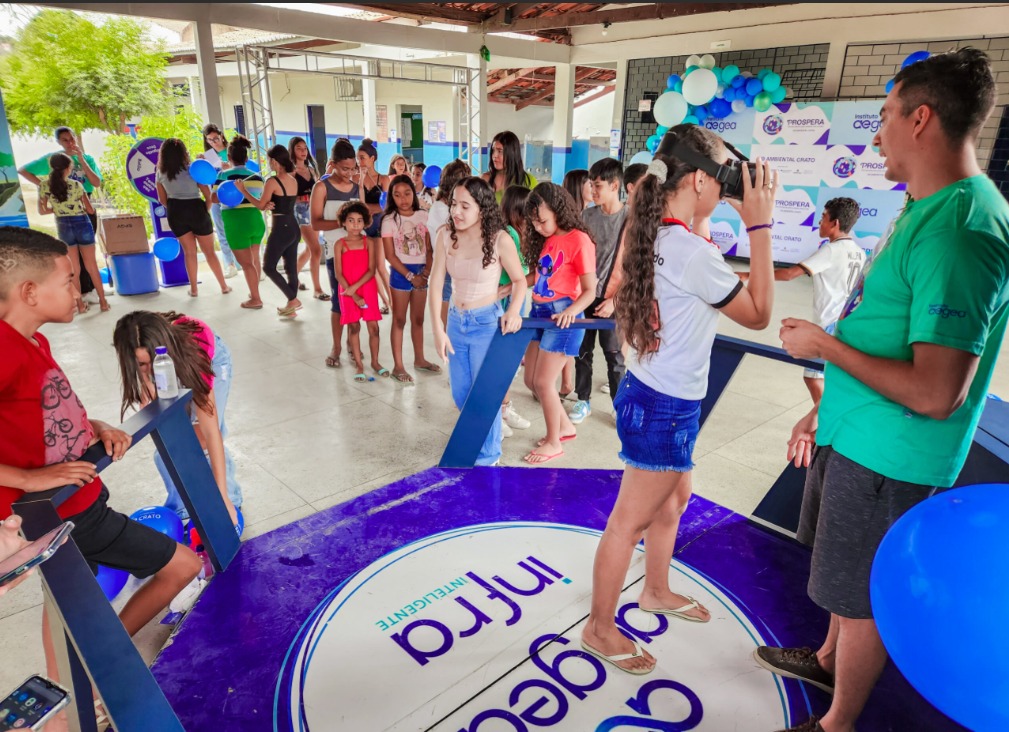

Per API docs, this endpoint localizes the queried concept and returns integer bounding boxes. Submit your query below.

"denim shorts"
[56,214,96,247]
[391,262,426,291]
[365,213,383,239]
[530,297,584,357]
[325,258,342,314]
[443,273,453,303]
[294,200,312,226]
[614,371,701,473]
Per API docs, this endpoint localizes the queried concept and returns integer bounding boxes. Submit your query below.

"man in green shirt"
[18,126,103,195]
[761,48,1009,732]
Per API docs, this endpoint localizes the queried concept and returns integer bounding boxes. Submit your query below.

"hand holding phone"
[0,675,70,730]
[0,522,74,592]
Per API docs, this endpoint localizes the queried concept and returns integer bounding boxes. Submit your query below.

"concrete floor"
[2,253,1007,699]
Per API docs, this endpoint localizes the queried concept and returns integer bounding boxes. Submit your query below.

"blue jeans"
[211,202,239,269]
[155,337,243,520]
[447,302,504,466]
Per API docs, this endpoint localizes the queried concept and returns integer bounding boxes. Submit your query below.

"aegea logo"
[929,304,967,318]
[859,207,878,217]
[852,115,881,132]
[705,120,737,133]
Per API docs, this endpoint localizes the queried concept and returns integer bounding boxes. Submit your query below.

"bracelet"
[745,223,773,233]
[405,271,415,282]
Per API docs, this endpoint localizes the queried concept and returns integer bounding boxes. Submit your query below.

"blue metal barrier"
[12,391,240,732]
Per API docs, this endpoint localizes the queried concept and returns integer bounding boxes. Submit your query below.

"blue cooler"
[109,252,159,295]
[158,249,190,287]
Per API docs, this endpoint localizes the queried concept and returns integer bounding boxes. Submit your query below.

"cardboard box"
[98,214,149,255]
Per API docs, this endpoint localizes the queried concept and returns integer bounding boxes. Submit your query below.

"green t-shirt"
[23,152,102,194]
[818,175,1009,487]
[500,225,529,286]
[493,172,537,204]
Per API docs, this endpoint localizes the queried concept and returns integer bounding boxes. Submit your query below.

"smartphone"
[0,522,74,588]
[0,675,70,730]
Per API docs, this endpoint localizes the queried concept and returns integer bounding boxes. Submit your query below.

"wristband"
[745,223,773,233]
[406,271,415,282]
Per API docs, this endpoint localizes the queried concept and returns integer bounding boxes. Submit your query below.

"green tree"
[0,9,170,136]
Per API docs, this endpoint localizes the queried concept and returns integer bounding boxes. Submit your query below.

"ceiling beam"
[487,67,540,93]
[483,3,791,33]
[31,2,571,63]
[487,3,544,26]
[325,3,488,25]
[574,84,614,108]
[514,66,597,111]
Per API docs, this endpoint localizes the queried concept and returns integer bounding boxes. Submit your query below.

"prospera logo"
[762,115,784,135]
[852,114,882,132]
[282,522,791,731]
[929,304,967,318]
[859,161,886,170]
[705,120,737,133]
[787,117,825,128]
[833,156,857,178]
[777,199,811,210]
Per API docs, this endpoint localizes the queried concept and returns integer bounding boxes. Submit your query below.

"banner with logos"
[0,90,29,228]
[702,100,906,264]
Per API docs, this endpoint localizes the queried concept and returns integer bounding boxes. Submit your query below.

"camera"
[654,131,756,201]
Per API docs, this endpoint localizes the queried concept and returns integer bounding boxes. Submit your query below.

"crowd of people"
[2,48,1007,732]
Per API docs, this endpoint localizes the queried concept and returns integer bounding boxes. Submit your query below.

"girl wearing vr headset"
[581,124,778,674]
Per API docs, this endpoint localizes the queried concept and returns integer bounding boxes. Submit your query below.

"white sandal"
[640,595,710,623]
[580,640,655,675]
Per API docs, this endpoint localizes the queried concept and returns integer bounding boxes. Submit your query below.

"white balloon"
[731,99,747,114]
[682,68,719,106]
[700,54,716,70]
[686,54,702,70]
[717,83,726,95]
[630,150,653,166]
[652,91,689,127]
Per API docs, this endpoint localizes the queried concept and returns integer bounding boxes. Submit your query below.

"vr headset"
[654,130,756,201]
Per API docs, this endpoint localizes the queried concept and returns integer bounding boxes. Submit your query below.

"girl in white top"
[428,177,527,466]
[381,174,435,382]
[581,124,778,675]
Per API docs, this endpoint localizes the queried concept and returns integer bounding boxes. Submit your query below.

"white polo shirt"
[629,220,743,401]
[799,237,866,327]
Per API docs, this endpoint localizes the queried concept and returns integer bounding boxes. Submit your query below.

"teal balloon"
[754,91,773,112]
[722,65,740,83]
[870,483,1009,732]
[710,67,721,82]
[217,180,244,207]
[762,72,782,92]
[673,80,683,93]
[770,85,788,104]
[646,134,661,153]
[656,125,669,136]
[757,68,771,80]
[683,66,697,77]
[746,78,764,96]
[683,115,699,125]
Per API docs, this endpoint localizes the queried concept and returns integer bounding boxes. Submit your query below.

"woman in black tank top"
[237,144,303,317]
[289,137,329,301]
[357,138,393,313]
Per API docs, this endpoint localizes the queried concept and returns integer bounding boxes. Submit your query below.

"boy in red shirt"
[0,227,200,692]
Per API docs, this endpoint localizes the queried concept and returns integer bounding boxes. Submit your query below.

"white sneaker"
[83,291,100,304]
[502,402,531,430]
[600,383,610,394]
[501,417,514,438]
[224,264,238,279]
[169,577,206,615]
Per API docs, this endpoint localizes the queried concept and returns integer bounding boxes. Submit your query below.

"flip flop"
[522,450,564,464]
[391,371,414,384]
[353,372,367,382]
[326,355,341,368]
[579,640,654,676]
[277,306,299,318]
[374,367,390,378]
[640,596,710,623]
[536,434,577,448]
[241,300,263,310]
[315,292,331,301]
[415,364,442,374]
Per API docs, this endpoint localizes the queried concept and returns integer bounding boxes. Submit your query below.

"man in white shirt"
[741,198,866,403]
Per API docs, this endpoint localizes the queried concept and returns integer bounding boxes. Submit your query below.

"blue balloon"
[885,78,896,94]
[746,78,764,96]
[130,505,185,544]
[246,159,261,173]
[901,50,930,69]
[379,191,388,209]
[723,87,736,102]
[744,94,756,108]
[95,564,128,600]
[731,75,747,89]
[646,134,662,153]
[189,159,218,185]
[693,105,709,124]
[709,98,732,119]
[666,74,681,90]
[236,508,245,537]
[153,237,180,262]
[871,483,1009,731]
[217,180,244,208]
[422,165,442,189]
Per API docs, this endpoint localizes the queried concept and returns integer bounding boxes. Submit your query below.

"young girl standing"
[313,139,363,369]
[563,168,594,211]
[498,185,534,438]
[213,135,266,310]
[428,177,528,466]
[357,139,393,314]
[333,202,385,381]
[236,145,302,317]
[201,123,240,279]
[114,311,243,533]
[289,136,329,301]
[382,174,437,383]
[156,138,232,298]
[580,125,777,674]
[427,160,473,327]
[521,183,597,464]
[388,154,409,178]
[411,163,435,210]
[482,130,538,203]
[38,152,109,313]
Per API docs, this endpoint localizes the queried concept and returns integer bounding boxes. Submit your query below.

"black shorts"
[69,485,178,579]
[167,197,214,238]
[797,445,935,619]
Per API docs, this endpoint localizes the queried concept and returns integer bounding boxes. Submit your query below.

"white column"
[362,71,378,141]
[193,19,223,127]
[551,63,575,184]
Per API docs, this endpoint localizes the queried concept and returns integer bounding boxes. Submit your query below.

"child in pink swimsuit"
[333,202,384,381]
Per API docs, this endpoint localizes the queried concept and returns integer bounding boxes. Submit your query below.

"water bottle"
[153,346,180,399]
